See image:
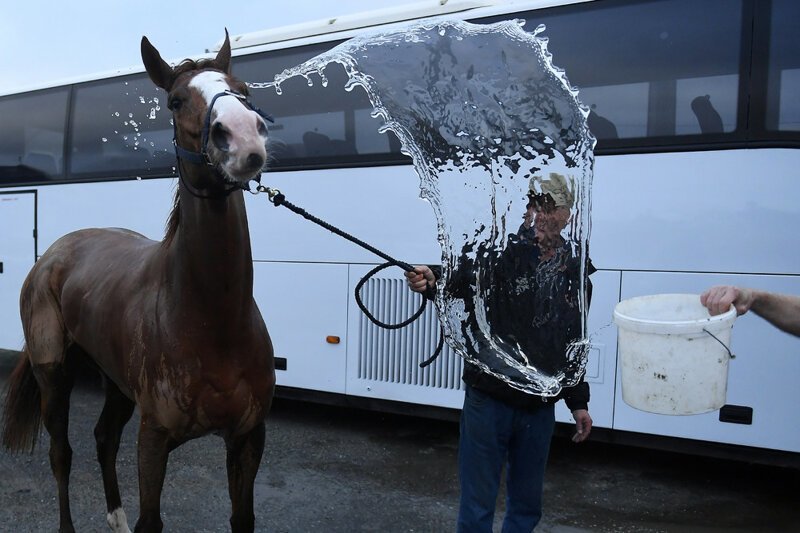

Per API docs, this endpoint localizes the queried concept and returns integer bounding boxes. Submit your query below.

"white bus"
[1,0,798,464]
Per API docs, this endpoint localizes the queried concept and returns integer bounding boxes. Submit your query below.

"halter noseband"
[172,89,274,197]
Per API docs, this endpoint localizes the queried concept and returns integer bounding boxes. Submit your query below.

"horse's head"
[141,31,269,188]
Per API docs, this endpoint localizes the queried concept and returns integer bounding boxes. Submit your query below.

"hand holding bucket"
[613,294,736,415]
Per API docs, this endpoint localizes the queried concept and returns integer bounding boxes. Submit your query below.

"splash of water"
[260,19,595,396]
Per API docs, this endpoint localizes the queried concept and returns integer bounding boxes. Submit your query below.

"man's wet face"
[526,194,571,249]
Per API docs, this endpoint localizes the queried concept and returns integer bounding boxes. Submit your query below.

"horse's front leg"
[134,416,173,533]
[225,421,266,533]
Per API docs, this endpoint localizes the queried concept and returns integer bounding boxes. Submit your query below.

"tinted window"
[234,44,406,170]
[0,89,68,185]
[501,0,745,147]
[70,74,174,178]
[766,0,800,131]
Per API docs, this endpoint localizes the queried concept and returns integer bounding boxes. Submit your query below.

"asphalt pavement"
[1,350,798,532]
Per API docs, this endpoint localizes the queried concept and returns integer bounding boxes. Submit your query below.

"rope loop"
[259,186,446,368]
[355,262,427,329]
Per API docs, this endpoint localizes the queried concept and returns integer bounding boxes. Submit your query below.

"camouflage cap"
[529,172,575,207]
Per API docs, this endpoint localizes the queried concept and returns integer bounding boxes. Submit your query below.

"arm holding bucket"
[701,285,800,337]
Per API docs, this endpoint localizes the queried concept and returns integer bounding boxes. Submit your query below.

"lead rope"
[255,185,444,368]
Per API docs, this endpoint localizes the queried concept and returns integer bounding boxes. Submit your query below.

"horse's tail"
[2,349,42,453]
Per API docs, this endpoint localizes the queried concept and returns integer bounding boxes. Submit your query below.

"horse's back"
[25,227,157,296]
[21,227,161,367]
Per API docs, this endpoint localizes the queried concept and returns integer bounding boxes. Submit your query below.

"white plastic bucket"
[613,293,736,415]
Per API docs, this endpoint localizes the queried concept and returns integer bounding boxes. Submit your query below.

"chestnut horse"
[2,33,275,533]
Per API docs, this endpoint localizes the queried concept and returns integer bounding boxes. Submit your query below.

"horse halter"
[172,89,274,197]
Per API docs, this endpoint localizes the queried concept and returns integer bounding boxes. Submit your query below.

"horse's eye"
[168,97,183,111]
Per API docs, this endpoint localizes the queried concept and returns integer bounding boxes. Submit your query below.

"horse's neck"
[168,183,255,318]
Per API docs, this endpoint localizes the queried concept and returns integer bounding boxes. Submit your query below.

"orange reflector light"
[326,336,341,344]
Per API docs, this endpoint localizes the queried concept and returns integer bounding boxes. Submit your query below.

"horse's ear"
[141,36,174,91]
[215,29,232,74]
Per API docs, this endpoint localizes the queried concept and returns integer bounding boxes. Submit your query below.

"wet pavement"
[1,350,798,532]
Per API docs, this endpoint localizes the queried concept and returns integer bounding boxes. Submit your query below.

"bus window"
[70,75,174,180]
[766,0,800,132]
[234,44,406,169]
[481,0,744,148]
[0,89,68,185]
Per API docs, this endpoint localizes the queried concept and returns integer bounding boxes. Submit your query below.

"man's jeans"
[457,385,555,533]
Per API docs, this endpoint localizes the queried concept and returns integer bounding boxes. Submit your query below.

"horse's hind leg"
[31,356,77,533]
[94,375,135,533]
[225,421,266,533]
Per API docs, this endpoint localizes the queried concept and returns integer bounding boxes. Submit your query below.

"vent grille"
[358,277,463,390]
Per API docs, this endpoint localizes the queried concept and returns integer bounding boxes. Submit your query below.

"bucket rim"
[613,293,736,333]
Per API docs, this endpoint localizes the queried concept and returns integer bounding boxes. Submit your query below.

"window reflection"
[0,89,68,184]
[70,75,174,177]
[503,0,743,144]
[768,0,800,131]
[234,46,405,168]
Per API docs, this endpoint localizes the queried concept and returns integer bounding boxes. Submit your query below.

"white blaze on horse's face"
[189,71,269,183]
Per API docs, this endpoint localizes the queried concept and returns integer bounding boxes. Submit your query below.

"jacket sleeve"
[562,380,590,412]
[562,257,595,412]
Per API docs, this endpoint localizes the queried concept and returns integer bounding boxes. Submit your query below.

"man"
[701,285,800,337]
[406,172,592,532]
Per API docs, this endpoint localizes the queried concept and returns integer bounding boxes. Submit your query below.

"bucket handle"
[702,328,736,360]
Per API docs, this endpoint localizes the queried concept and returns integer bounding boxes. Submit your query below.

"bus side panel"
[0,191,36,350]
[345,264,465,410]
[35,179,176,253]
[555,269,621,429]
[245,165,440,265]
[343,266,619,419]
[254,261,349,394]
[591,149,800,276]
[614,272,800,453]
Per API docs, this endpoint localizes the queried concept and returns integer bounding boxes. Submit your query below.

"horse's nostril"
[211,122,230,152]
[246,153,265,171]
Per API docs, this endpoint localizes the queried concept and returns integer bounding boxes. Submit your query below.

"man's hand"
[405,266,435,294]
[571,409,592,443]
[700,285,754,316]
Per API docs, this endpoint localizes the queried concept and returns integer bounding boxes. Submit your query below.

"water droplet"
[101,137,108,143]
[114,112,120,117]
[139,96,146,104]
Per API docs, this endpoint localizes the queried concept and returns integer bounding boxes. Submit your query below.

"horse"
[1,32,275,533]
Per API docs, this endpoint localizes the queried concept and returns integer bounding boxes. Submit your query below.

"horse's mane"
[161,58,225,247]
[163,188,180,247]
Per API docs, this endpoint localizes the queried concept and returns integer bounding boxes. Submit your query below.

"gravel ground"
[1,350,798,532]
